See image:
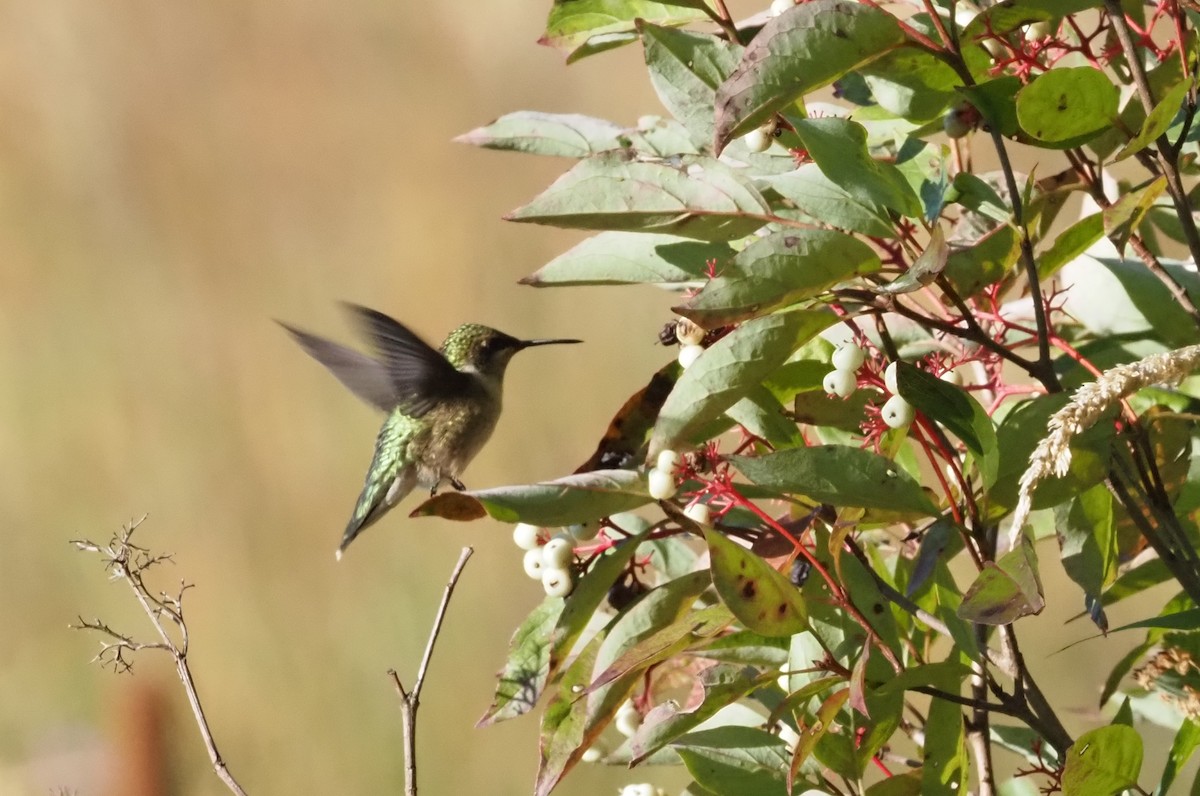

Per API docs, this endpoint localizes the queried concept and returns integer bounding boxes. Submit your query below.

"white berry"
[678,343,704,369]
[618,786,656,796]
[542,534,575,568]
[647,466,677,500]
[568,521,601,542]
[940,369,963,386]
[580,746,603,763]
[542,567,573,597]
[656,449,680,474]
[615,704,642,737]
[683,503,711,525]
[881,394,915,429]
[523,548,546,580]
[769,0,796,15]
[884,361,900,394]
[742,126,771,153]
[831,343,866,372]
[943,106,974,139]
[512,523,545,551]
[822,369,857,398]
[675,318,705,346]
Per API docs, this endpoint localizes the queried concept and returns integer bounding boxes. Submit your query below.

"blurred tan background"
[0,1,686,793]
[0,1,1187,794]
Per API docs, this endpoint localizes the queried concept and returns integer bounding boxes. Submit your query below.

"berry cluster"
[511,520,601,597]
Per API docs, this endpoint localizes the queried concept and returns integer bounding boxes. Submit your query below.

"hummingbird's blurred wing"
[277,321,398,411]
[345,303,473,416]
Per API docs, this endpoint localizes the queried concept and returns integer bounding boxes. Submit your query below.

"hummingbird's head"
[442,324,581,379]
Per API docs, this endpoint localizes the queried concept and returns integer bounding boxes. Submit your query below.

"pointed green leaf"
[677,229,881,326]
[729,446,938,515]
[1157,719,1200,796]
[478,598,565,726]
[791,117,922,218]
[587,604,733,692]
[895,362,999,488]
[762,164,895,238]
[859,43,961,123]
[726,386,806,450]
[507,151,771,242]
[713,0,907,152]
[1016,67,1119,146]
[791,687,850,779]
[1038,212,1104,279]
[1114,79,1191,161]
[674,726,794,796]
[1103,176,1168,255]
[454,112,624,157]
[411,469,650,525]
[640,22,742,149]
[521,232,732,286]
[704,528,807,637]
[648,308,838,458]
[1061,724,1143,796]
[1057,484,1118,632]
[957,536,1045,625]
[541,0,709,62]
[922,661,969,796]
[943,223,1020,297]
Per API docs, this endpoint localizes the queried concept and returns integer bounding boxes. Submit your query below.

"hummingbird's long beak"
[518,338,583,349]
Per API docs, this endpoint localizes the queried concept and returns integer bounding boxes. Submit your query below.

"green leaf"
[729,446,939,515]
[1015,67,1119,146]
[1157,719,1200,796]
[727,387,806,450]
[859,43,960,123]
[704,528,808,637]
[478,598,565,726]
[521,232,731,286]
[762,164,895,237]
[989,394,1116,516]
[712,0,907,152]
[958,77,1021,137]
[1107,608,1200,634]
[411,469,650,525]
[1103,176,1168,255]
[540,0,709,63]
[921,660,969,796]
[963,1,1107,41]
[895,362,999,488]
[957,536,1045,625]
[677,229,881,326]
[1061,724,1144,796]
[791,117,923,218]
[454,111,624,157]
[1061,255,1200,347]
[791,687,850,778]
[1038,212,1104,279]
[943,223,1020,297]
[1115,79,1191,161]
[506,151,771,242]
[674,726,793,796]
[640,22,742,150]
[1057,484,1118,631]
[648,308,837,458]
[588,604,733,692]
[631,664,773,765]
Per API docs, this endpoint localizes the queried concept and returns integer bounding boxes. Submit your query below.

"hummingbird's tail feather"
[334,423,419,558]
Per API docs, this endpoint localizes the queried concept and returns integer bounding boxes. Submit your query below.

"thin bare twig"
[71,518,248,796]
[388,546,474,796]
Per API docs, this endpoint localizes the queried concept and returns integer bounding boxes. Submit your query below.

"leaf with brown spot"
[704,528,807,637]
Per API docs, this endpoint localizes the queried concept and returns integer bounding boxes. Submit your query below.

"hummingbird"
[279,304,581,559]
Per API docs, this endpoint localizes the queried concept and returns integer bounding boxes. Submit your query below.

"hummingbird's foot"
[450,477,466,491]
